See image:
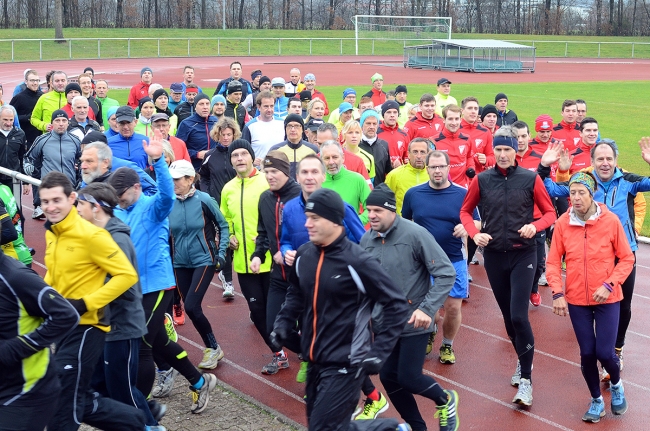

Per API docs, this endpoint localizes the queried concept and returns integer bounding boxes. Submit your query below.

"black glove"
[67,298,88,315]
[465,168,476,179]
[355,356,383,378]
[269,327,289,352]
[215,255,226,271]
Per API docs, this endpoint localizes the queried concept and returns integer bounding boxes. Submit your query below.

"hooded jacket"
[107,132,150,170]
[547,203,634,306]
[9,86,43,145]
[361,216,455,336]
[252,179,302,282]
[24,130,81,186]
[274,232,409,367]
[30,90,67,133]
[169,189,229,268]
[198,144,237,205]
[175,112,218,170]
[403,112,444,142]
[103,217,147,342]
[114,158,176,295]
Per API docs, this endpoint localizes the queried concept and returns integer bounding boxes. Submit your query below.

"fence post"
[157,39,160,57]
[632,43,635,58]
[218,39,220,56]
[310,39,312,55]
[69,39,72,59]
[97,39,100,58]
[11,40,14,62]
[279,39,282,55]
[372,39,375,55]
[248,39,251,56]
[340,39,342,55]
[40,40,43,60]
[598,43,601,58]
[564,42,568,57]
[188,39,190,57]
[128,39,131,58]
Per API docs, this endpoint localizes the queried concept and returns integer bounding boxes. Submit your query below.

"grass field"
[1,29,650,61]
[106,79,650,233]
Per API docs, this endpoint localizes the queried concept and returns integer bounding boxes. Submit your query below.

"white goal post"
[353,15,452,55]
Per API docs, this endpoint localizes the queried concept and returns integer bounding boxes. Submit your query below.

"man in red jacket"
[377,100,408,168]
[363,73,387,108]
[552,99,581,152]
[303,73,329,116]
[402,93,443,142]
[433,104,474,188]
[460,96,494,174]
[127,67,153,108]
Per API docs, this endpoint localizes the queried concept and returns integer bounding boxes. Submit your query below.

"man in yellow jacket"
[385,138,430,215]
[30,71,68,133]
[39,171,146,430]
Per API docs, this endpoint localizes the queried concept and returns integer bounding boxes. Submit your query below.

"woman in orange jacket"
[547,171,634,423]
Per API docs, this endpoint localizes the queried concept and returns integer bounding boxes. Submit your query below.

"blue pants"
[568,302,621,398]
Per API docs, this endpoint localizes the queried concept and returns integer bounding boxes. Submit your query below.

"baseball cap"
[108,167,140,196]
[168,160,196,179]
[305,118,324,131]
[151,113,170,123]
[437,78,452,86]
[115,106,136,123]
[169,82,183,93]
[271,77,286,87]
[338,102,353,113]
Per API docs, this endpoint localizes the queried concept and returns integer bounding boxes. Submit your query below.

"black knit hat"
[152,88,168,104]
[381,100,400,117]
[395,85,408,94]
[284,113,304,130]
[263,151,290,178]
[81,130,108,145]
[65,83,82,96]
[193,93,210,107]
[481,104,498,122]
[304,188,344,225]
[51,109,68,122]
[227,139,255,164]
[495,92,508,103]
[259,76,271,86]
[366,183,397,213]
[227,80,243,95]
[138,97,153,111]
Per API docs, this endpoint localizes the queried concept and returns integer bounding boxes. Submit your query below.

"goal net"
[353,15,452,55]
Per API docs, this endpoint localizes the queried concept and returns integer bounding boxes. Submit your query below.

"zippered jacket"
[175,112,218,170]
[107,132,150,170]
[0,127,26,174]
[24,131,81,186]
[198,144,237,205]
[30,90,66,132]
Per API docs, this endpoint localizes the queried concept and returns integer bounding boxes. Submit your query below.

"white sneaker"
[32,206,45,219]
[217,271,227,290]
[511,361,533,387]
[190,373,217,414]
[198,346,224,370]
[538,272,548,286]
[151,368,178,398]
[513,378,533,406]
[222,281,235,300]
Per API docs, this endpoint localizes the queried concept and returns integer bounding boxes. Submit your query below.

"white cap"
[168,159,196,179]
[271,77,286,87]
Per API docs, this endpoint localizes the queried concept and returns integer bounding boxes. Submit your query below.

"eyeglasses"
[427,165,448,171]
[286,124,302,130]
[27,79,40,83]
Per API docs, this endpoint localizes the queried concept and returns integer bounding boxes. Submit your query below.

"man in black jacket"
[0,106,26,191]
[173,83,198,124]
[250,151,302,375]
[272,188,411,431]
[9,69,42,149]
[224,80,249,131]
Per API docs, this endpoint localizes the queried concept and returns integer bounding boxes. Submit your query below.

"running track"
[13,54,650,430]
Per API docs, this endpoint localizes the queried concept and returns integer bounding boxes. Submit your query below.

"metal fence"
[1,37,649,62]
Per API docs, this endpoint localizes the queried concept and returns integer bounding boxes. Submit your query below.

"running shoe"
[610,381,628,415]
[426,323,438,355]
[296,361,308,383]
[467,273,473,282]
[582,397,605,423]
[511,360,521,387]
[32,206,45,220]
[164,313,178,342]
[469,256,479,265]
[190,373,217,414]
[147,399,167,422]
[222,281,235,300]
[600,367,610,382]
[145,426,167,431]
[173,303,185,326]
[529,292,541,307]
[198,346,224,370]
[434,389,459,431]
[152,368,178,398]
[615,347,624,371]
[439,344,456,364]
[261,352,289,375]
[538,272,548,286]
[354,393,389,420]
[513,378,533,406]
[396,425,412,431]
[217,271,227,289]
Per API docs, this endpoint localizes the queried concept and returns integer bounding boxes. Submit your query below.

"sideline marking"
[178,334,306,404]
[424,369,575,431]
[547,61,634,64]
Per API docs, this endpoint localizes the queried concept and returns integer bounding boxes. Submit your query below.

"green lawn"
[0,29,649,61]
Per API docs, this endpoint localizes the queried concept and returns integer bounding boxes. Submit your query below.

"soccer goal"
[353,15,452,55]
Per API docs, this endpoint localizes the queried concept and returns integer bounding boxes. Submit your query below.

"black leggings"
[237,272,272,351]
[483,247,536,381]
[616,252,636,349]
[175,265,218,349]
[138,290,202,396]
[380,333,447,431]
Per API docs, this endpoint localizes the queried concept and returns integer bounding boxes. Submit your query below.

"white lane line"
[423,369,575,431]
[178,334,306,404]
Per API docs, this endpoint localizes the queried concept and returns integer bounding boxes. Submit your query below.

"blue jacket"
[169,190,229,268]
[114,158,176,294]
[107,132,149,170]
[80,157,157,197]
[280,193,366,257]
[543,167,650,251]
[274,97,289,120]
[175,112,218,170]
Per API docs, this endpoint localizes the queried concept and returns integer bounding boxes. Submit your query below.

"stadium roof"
[432,39,532,49]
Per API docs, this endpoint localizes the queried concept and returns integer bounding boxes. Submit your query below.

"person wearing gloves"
[547,171,633,423]
[168,159,229,370]
[360,184,459,430]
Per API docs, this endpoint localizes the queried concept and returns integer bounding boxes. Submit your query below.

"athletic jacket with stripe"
[24,130,81,186]
[0,252,78,405]
[433,128,475,188]
[268,140,319,180]
[275,232,409,367]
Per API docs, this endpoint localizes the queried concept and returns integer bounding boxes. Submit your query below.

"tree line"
[1,0,649,36]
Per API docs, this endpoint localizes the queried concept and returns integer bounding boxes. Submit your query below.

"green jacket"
[30,91,67,132]
[220,169,271,274]
[97,96,120,126]
[0,185,32,265]
[323,167,371,224]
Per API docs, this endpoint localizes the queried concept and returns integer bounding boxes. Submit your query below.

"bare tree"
[54,0,64,40]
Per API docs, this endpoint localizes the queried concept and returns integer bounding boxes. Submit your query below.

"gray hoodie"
[360,215,456,337]
[104,217,147,342]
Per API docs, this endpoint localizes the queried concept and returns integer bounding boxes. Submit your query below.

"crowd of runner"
[0,62,647,431]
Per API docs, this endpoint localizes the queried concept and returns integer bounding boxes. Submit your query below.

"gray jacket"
[104,217,147,342]
[360,215,455,337]
[24,130,81,186]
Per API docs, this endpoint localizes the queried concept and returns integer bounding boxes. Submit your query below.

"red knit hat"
[535,114,554,132]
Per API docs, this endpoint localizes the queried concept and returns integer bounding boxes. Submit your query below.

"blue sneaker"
[582,397,605,423]
[610,381,628,415]
[434,389,459,431]
[396,425,412,431]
